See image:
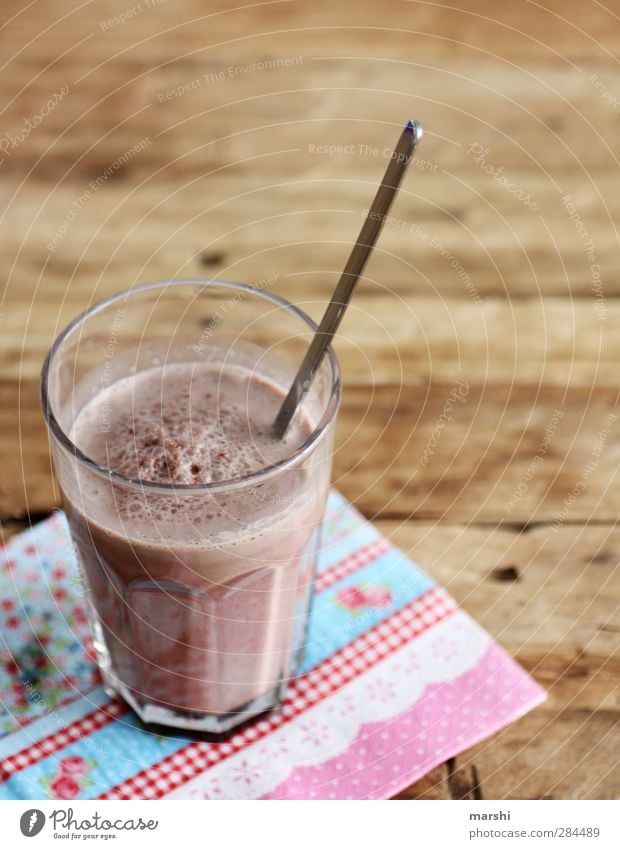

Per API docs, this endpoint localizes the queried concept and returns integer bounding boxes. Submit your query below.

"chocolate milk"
[66,361,326,721]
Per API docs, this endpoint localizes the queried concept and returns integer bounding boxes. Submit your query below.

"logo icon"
[19,810,45,837]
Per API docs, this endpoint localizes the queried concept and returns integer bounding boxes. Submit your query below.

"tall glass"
[40,280,341,733]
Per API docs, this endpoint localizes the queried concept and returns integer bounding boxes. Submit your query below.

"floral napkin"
[0,492,545,800]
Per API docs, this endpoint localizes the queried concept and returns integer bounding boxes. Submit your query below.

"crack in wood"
[0,510,55,528]
[447,757,484,800]
[375,515,620,532]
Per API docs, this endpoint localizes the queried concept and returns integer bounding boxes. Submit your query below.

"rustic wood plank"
[375,520,619,663]
[393,764,451,800]
[3,380,619,522]
[402,709,619,800]
[455,708,618,800]
[1,170,619,302]
[1,58,619,177]
[1,0,617,261]
[0,519,33,545]
[2,293,618,390]
[376,519,619,800]
[335,384,620,523]
[2,0,620,64]
[394,759,484,800]
[1,0,618,802]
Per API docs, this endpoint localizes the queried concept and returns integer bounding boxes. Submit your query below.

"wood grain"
[1,170,619,302]
[5,381,620,524]
[383,519,619,799]
[0,0,617,801]
[4,293,618,387]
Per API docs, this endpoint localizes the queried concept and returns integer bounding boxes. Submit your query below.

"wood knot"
[590,551,615,565]
[200,250,225,267]
[491,565,521,582]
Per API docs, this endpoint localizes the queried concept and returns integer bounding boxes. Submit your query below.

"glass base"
[101,665,287,734]
[92,621,288,734]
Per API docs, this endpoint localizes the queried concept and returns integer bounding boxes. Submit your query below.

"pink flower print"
[50,775,80,799]
[363,586,392,609]
[1,598,14,611]
[42,755,96,799]
[4,658,19,675]
[429,637,460,664]
[84,636,97,661]
[258,739,288,759]
[365,678,397,703]
[335,583,393,613]
[230,759,262,786]
[338,693,358,717]
[299,720,330,747]
[335,586,368,611]
[189,785,218,800]
[59,755,88,777]
[74,606,89,625]
[403,655,423,676]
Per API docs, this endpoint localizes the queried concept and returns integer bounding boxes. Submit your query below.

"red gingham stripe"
[99,586,456,800]
[315,537,391,593]
[0,701,126,782]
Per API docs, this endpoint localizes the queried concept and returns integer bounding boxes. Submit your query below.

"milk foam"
[69,361,314,536]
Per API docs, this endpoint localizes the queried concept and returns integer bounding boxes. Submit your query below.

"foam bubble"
[70,361,314,534]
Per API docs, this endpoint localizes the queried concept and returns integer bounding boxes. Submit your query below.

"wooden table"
[1,0,618,799]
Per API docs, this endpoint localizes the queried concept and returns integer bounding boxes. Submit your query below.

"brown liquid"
[67,362,325,719]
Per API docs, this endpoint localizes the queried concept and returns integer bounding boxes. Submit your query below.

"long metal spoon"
[273,119,423,437]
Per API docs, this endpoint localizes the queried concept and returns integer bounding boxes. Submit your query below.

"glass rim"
[40,278,342,494]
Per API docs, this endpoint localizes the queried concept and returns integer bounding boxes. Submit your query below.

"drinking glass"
[41,279,341,732]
